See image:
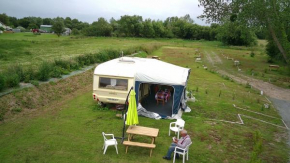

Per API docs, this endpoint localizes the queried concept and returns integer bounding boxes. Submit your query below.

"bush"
[69,61,80,70]
[37,62,52,81]
[51,66,62,78]
[23,66,36,83]
[0,73,5,91]
[55,59,71,70]
[30,80,39,86]
[6,64,25,82]
[250,51,255,57]
[11,107,22,113]
[71,29,80,35]
[5,73,20,88]
[97,52,109,62]
[107,50,119,59]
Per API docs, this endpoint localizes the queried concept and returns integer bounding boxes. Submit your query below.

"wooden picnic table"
[123,126,159,157]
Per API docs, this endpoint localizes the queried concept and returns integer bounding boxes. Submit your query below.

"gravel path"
[205,50,290,161]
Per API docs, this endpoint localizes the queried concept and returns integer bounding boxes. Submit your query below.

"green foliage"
[30,80,39,86]
[217,21,257,46]
[11,107,22,113]
[37,62,52,81]
[0,74,5,91]
[134,52,147,58]
[250,51,255,57]
[5,73,20,88]
[71,29,80,35]
[52,19,65,37]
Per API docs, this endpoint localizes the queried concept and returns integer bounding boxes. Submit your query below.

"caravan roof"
[94,57,190,86]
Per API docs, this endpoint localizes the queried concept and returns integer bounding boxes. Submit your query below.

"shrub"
[107,50,119,59]
[51,66,62,78]
[5,73,20,88]
[23,66,36,83]
[0,73,5,91]
[97,52,109,62]
[6,64,25,82]
[71,29,80,35]
[69,61,80,70]
[55,59,71,70]
[30,80,39,86]
[250,51,255,57]
[0,113,3,121]
[11,107,22,113]
[37,62,52,81]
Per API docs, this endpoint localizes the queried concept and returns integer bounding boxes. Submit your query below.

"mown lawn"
[0,45,288,162]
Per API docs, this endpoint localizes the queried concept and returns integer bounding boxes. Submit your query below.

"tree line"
[0,13,221,41]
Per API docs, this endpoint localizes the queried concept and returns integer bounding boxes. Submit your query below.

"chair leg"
[115,145,118,154]
[183,154,185,163]
[173,152,176,163]
[187,151,189,160]
[177,131,180,139]
[103,145,108,154]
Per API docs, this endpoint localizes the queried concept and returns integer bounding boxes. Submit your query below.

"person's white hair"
[181,129,187,135]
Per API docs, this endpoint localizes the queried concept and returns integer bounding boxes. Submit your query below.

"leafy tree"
[142,19,155,38]
[93,17,113,36]
[216,21,256,46]
[64,17,72,29]
[18,17,30,28]
[198,0,290,63]
[0,13,9,25]
[119,15,143,37]
[152,20,165,38]
[28,23,38,29]
[8,16,18,28]
[43,18,53,25]
[71,28,80,35]
[52,20,65,37]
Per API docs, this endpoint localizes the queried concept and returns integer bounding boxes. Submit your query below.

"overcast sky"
[0,0,207,25]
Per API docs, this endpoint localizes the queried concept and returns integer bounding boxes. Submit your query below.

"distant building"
[12,29,21,33]
[40,25,53,33]
[63,28,71,36]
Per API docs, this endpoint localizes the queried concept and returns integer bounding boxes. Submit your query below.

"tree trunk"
[268,24,289,64]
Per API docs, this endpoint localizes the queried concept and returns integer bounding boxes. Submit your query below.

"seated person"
[163,129,192,160]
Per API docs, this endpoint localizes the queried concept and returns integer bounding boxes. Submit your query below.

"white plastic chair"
[173,142,192,163]
[169,119,185,139]
[102,132,118,154]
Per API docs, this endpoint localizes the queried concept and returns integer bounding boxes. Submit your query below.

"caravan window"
[99,77,128,91]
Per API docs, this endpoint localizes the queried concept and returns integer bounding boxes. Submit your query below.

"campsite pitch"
[0,36,289,162]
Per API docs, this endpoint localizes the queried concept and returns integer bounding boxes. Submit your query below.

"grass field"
[0,34,289,162]
[0,33,289,88]
[0,33,164,69]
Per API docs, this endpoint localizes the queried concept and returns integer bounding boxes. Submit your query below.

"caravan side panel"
[93,75,134,104]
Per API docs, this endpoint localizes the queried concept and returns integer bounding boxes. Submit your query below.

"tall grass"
[0,43,163,91]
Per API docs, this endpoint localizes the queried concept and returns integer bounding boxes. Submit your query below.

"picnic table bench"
[269,65,280,70]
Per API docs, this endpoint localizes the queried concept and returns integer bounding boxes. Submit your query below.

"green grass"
[0,44,288,162]
[0,33,166,70]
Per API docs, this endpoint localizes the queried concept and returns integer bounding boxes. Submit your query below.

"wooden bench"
[123,141,156,157]
[269,65,280,71]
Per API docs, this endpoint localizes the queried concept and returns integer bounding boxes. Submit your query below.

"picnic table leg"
[126,146,128,154]
[150,149,153,157]
[128,134,131,141]
[151,137,155,144]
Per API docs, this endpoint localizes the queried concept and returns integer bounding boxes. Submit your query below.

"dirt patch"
[0,69,94,122]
